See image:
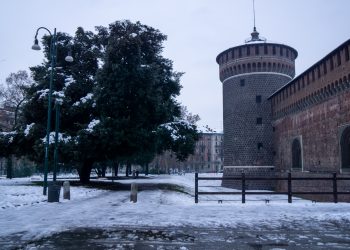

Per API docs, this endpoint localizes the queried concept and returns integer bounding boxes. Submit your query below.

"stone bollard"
[63,181,70,200]
[130,183,138,203]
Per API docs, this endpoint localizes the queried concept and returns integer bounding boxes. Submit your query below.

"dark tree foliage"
[95,20,198,169]
[0,20,199,183]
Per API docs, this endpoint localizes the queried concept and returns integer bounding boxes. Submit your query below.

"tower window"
[256,95,262,103]
[258,143,263,150]
[256,117,262,125]
[240,79,245,86]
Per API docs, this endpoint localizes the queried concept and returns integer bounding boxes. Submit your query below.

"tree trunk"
[126,162,131,177]
[79,159,94,184]
[145,163,149,176]
[114,162,119,177]
[102,164,106,177]
[6,156,12,179]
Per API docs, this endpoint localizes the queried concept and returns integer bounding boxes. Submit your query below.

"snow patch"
[24,123,35,136]
[73,93,93,106]
[41,132,72,144]
[85,119,100,133]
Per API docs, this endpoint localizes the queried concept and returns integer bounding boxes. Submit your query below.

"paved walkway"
[2,223,350,249]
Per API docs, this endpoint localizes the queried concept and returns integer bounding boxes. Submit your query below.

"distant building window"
[286,49,289,57]
[240,79,245,86]
[264,44,268,54]
[312,70,315,82]
[280,47,283,56]
[345,46,350,61]
[255,45,259,55]
[256,117,262,125]
[323,62,327,74]
[317,65,321,78]
[239,47,242,57]
[272,126,276,132]
[256,95,262,103]
[258,143,263,150]
[272,46,276,55]
[247,46,250,56]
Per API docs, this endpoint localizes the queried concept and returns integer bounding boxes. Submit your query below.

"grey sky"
[0,0,349,130]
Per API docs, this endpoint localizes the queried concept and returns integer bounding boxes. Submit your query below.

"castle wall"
[270,39,350,201]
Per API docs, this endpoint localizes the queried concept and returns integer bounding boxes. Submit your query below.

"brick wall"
[221,166,275,190]
[273,89,350,173]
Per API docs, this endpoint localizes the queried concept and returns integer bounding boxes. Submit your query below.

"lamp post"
[32,27,73,195]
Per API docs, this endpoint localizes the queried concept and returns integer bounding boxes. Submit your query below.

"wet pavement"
[2,221,350,250]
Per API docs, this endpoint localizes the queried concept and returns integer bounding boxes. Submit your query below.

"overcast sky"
[0,0,349,130]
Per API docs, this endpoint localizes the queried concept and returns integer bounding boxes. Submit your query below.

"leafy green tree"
[10,27,104,182]
[95,21,198,177]
[1,20,199,183]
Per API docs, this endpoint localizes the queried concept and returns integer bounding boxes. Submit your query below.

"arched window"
[292,138,302,170]
[341,126,350,170]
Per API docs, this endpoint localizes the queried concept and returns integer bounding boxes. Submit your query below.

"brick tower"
[217,27,298,189]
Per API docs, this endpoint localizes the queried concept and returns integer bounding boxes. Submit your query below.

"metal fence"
[195,172,350,203]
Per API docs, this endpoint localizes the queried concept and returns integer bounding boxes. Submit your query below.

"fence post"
[288,172,292,203]
[242,172,246,204]
[195,172,198,203]
[333,173,338,203]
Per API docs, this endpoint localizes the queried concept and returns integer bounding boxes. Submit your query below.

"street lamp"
[32,27,73,195]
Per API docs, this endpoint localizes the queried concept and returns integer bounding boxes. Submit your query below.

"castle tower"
[217,28,298,171]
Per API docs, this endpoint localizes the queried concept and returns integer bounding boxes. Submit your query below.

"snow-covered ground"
[1,174,350,244]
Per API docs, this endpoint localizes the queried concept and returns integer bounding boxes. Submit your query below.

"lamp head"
[65,50,73,62]
[31,38,41,50]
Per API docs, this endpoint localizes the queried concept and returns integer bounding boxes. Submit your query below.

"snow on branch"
[0,131,17,144]
[73,93,94,107]
[41,132,72,145]
[159,120,195,141]
[24,123,35,136]
[37,89,49,99]
[85,119,100,133]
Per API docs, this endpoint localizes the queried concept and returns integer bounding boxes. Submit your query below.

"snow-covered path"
[1,174,350,247]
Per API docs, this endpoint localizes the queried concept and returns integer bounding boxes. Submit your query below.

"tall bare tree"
[0,70,32,128]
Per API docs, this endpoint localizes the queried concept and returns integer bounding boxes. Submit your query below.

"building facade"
[149,132,224,173]
[269,39,350,200]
